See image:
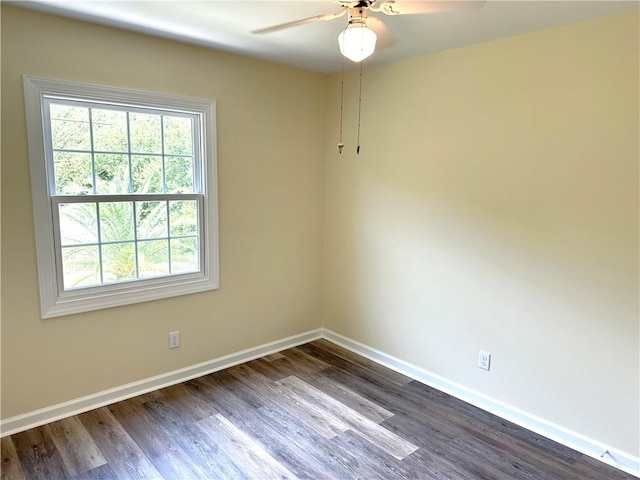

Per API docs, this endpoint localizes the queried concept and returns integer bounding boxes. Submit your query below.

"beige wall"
[1,6,326,417]
[322,12,639,455]
[2,3,638,460]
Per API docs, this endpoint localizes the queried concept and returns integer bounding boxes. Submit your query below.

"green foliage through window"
[49,99,201,290]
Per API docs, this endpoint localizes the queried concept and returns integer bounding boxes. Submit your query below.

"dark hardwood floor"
[1,339,633,479]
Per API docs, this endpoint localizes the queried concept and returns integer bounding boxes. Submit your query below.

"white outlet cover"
[169,331,180,349]
[479,351,491,371]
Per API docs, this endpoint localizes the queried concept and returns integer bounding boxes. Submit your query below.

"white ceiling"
[13,1,639,74]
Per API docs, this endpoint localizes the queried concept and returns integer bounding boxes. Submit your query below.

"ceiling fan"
[252,1,485,62]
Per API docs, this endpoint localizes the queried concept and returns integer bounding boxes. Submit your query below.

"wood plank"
[317,360,499,459]
[127,390,164,405]
[11,427,68,479]
[450,434,576,480]
[190,368,267,411]
[400,380,594,479]
[78,407,163,480]
[281,347,332,372]
[248,348,331,380]
[108,399,179,460]
[384,411,553,480]
[298,343,414,399]
[403,447,487,480]
[228,363,349,438]
[1,437,26,480]
[255,403,354,479]
[404,380,583,465]
[278,375,417,460]
[158,382,217,422]
[310,433,402,480]
[296,369,394,423]
[573,455,636,480]
[42,417,106,476]
[245,358,292,381]
[448,418,586,480]
[198,413,298,479]
[185,373,267,420]
[332,429,423,479]
[187,373,347,479]
[310,339,412,385]
[70,463,117,480]
[313,364,422,417]
[262,352,286,362]
[149,449,216,480]
[143,397,246,479]
[10,428,49,454]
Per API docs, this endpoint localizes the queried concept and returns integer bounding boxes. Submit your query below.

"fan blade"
[367,17,396,50]
[377,0,485,16]
[252,8,347,34]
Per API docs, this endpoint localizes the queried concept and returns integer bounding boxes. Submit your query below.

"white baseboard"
[2,327,637,478]
[321,328,640,478]
[0,329,322,437]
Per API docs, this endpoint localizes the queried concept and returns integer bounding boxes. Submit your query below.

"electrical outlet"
[169,331,180,349]
[479,351,491,371]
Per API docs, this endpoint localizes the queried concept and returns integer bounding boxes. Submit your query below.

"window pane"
[50,104,90,150]
[138,240,169,278]
[54,151,93,194]
[166,156,194,193]
[95,154,129,194]
[164,116,192,155]
[102,242,136,283]
[169,200,198,237]
[59,203,98,245]
[136,201,168,239]
[130,113,161,154]
[171,238,199,273]
[100,202,134,242]
[92,109,128,153]
[27,78,217,315]
[132,155,163,193]
[62,245,100,289]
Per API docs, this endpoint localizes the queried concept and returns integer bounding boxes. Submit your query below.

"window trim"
[23,76,219,318]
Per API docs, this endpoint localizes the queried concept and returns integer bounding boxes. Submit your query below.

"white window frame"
[23,76,219,318]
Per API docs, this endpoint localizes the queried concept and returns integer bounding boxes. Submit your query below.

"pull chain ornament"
[337,54,345,154]
[356,60,363,155]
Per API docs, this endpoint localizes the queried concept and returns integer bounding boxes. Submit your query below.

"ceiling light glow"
[338,23,377,62]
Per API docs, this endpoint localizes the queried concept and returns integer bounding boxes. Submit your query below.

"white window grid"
[43,96,205,295]
[23,76,219,318]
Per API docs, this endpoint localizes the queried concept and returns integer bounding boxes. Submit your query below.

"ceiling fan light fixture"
[338,23,377,62]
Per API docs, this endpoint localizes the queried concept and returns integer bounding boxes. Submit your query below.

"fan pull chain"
[356,60,363,155]
[337,54,345,154]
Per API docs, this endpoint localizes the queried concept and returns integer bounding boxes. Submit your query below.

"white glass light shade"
[338,24,377,62]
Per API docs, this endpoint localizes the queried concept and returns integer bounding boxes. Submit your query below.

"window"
[24,76,219,318]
